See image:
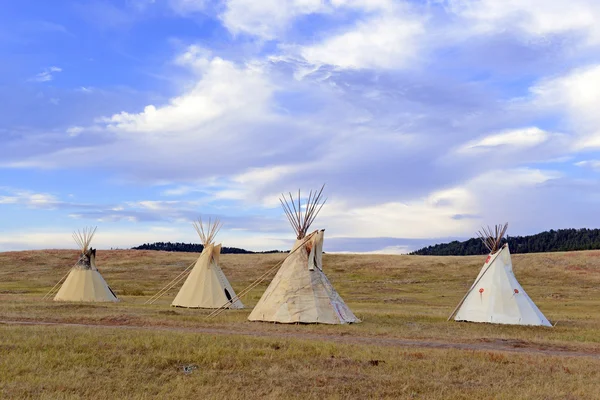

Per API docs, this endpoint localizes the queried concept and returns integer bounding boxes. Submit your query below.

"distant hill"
[410,228,600,256]
[131,242,284,254]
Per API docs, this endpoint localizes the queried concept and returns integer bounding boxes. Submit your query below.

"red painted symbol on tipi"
[479,288,484,294]
[514,289,519,294]
[485,255,491,263]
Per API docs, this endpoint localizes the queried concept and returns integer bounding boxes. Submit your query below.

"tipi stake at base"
[145,260,196,305]
[43,268,73,300]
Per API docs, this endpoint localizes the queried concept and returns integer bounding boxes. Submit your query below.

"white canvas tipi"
[450,224,551,326]
[248,186,359,324]
[171,218,243,309]
[54,227,119,303]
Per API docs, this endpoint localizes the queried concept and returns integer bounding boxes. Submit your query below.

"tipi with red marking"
[449,223,551,326]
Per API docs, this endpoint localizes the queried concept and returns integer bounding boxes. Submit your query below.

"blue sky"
[2,0,600,253]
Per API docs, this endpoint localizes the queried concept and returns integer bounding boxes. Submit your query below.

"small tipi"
[54,227,119,302]
[449,224,551,326]
[171,218,244,309]
[248,186,359,324]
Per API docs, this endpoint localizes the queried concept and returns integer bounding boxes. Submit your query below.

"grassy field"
[1,249,600,399]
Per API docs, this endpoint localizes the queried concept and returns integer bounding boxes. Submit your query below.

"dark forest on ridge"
[132,242,283,254]
[133,228,600,256]
[410,228,600,255]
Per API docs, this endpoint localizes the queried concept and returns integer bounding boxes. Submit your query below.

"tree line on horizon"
[410,228,600,256]
[131,241,285,254]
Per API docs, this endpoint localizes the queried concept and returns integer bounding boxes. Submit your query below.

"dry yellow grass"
[2,324,600,399]
[1,249,600,398]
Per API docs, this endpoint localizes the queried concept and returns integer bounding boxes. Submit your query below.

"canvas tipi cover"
[451,224,551,326]
[54,228,118,303]
[248,187,359,324]
[171,219,243,309]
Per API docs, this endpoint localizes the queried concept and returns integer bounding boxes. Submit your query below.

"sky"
[2,0,600,254]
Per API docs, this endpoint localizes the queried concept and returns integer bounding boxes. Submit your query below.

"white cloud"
[316,168,560,239]
[161,185,197,196]
[29,66,62,83]
[0,188,60,209]
[5,29,588,250]
[77,86,95,93]
[330,0,394,12]
[220,0,327,39]
[299,15,424,69]
[174,44,213,70]
[228,165,309,205]
[5,48,330,183]
[66,126,84,137]
[319,187,476,239]
[446,0,600,44]
[0,228,187,252]
[0,229,292,252]
[0,167,562,251]
[131,200,186,210]
[0,222,292,252]
[532,64,600,112]
[7,0,600,254]
[234,165,295,184]
[531,64,600,149]
[458,127,551,153]
[575,160,600,170]
[470,167,561,188]
[350,245,413,255]
[99,52,272,134]
[219,0,405,45]
[168,0,206,14]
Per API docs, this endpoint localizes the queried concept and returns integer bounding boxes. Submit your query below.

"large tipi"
[449,224,551,326]
[54,227,119,302]
[248,187,359,324]
[171,218,244,309]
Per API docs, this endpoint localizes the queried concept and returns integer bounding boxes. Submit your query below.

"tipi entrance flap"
[202,244,214,267]
[89,249,98,271]
[307,230,325,271]
[212,243,222,265]
[314,230,324,270]
[306,231,318,271]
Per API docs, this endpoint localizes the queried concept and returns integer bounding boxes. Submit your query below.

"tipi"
[449,224,551,326]
[171,218,244,309]
[54,227,119,302]
[248,186,359,324]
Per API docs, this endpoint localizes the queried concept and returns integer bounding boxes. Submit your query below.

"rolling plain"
[1,249,599,399]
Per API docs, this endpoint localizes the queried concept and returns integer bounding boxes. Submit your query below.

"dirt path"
[2,319,599,360]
